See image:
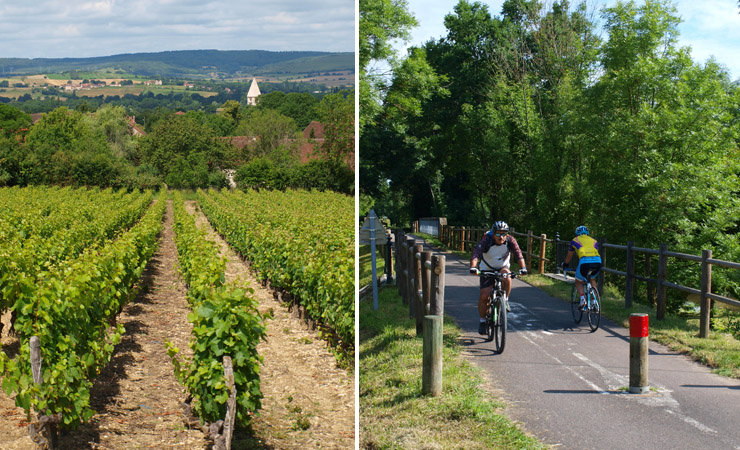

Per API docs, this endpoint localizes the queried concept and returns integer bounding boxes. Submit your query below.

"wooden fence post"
[395,230,405,300]
[430,255,446,316]
[211,356,236,450]
[460,227,466,252]
[385,234,394,284]
[598,238,605,294]
[700,249,712,338]
[538,234,547,274]
[657,244,668,320]
[406,238,415,316]
[645,254,654,306]
[414,243,424,336]
[422,315,443,396]
[421,251,433,315]
[625,241,634,308]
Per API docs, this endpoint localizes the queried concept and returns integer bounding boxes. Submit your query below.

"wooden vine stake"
[212,356,237,450]
[29,336,57,450]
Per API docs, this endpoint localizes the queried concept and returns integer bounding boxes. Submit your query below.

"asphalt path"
[414,237,740,450]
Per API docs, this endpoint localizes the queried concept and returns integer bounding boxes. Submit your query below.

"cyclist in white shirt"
[469,221,527,335]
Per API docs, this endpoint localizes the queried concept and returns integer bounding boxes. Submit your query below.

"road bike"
[478,270,518,354]
[565,267,601,332]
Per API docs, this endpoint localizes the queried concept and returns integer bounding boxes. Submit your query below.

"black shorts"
[479,269,510,289]
[577,262,602,281]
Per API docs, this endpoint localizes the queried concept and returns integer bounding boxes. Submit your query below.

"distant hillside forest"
[0,50,355,78]
[0,88,354,194]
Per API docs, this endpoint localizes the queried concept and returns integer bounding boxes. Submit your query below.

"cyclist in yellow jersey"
[562,226,602,310]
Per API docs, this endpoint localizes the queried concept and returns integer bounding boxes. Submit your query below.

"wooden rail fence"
[428,223,740,338]
[393,230,446,336]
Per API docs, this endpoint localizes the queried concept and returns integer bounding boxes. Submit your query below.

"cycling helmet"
[492,221,509,232]
[575,225,589,236]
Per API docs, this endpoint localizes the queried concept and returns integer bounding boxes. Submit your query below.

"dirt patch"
[186,200,355,450]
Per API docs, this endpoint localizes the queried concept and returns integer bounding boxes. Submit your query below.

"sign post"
[359,210,387,310]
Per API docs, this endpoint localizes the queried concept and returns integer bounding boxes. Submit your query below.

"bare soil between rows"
[0,198,355,449]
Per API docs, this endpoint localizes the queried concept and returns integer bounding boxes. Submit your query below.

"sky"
[0,0,355,59]
[398,0,740,81]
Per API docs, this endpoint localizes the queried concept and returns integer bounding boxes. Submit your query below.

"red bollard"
[629,313,649,394]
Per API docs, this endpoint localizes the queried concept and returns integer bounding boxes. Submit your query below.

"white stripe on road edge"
[664,409,717,434]
[512,304,718,436]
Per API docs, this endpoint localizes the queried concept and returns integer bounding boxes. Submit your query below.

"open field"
[0,77,218,100]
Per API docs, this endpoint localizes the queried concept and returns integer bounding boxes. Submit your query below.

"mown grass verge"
[359,244,386,288]
[359,288,548,450]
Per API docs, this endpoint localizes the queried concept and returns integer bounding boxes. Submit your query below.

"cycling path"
[412,236,740,450]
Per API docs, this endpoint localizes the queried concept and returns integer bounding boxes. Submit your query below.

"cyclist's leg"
[478,286,492,319]
[500,267,512,298]
[587,263,602,299]
[500,267,512,311]
[575,262,589,308]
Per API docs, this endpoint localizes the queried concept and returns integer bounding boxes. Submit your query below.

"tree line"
[1,80,346,128]
[0,89,354,194]
[360,0,740,307]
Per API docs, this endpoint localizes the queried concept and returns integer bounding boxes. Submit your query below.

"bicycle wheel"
[494,295,507,354]
[587,287,601,332]
[570,283,582,323]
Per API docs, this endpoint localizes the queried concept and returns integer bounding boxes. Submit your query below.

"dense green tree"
[0,104,32,138]
[256,92,319,129]
[234,109,300,163]
[582,0,740,255]
[137,113,226,178]
[359,0,418,133]
[88,104,137,161]
[361,0,739,248]
[315,92,355,161]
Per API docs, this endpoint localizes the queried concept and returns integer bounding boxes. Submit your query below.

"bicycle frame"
[479,270,517,353]
[565,267,601,331]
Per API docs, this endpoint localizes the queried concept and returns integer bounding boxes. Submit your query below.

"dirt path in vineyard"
[0,198,354,449]
[184,200,355,449]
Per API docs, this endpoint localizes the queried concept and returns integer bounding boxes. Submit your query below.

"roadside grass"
[359,288,548,450]
[359,244,386,288]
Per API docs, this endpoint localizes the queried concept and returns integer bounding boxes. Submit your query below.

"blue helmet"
[575,225,589,236]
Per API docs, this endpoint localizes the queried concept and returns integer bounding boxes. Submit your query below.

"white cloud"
[80,0,115,15]
[265,12,300,25]
[0,0,354,58]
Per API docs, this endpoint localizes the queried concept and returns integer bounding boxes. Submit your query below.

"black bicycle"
[566,268,601,332]
[479,270,518,354]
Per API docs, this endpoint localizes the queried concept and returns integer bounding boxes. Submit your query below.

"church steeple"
[247,78,261,105]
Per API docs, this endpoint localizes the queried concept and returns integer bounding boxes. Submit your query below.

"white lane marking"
[665,409,717,434]
[572,352,628,391]
[511,300,717,436]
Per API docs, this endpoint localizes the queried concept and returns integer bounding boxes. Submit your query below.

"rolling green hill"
[0,50,354,79]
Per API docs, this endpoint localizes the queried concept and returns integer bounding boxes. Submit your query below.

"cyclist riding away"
[470,221,527,335]
[562,225,602,310]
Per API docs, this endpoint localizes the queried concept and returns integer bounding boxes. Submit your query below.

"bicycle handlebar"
[476,270,519,279]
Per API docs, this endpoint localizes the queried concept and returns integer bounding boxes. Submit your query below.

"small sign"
[359,210,387,245]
